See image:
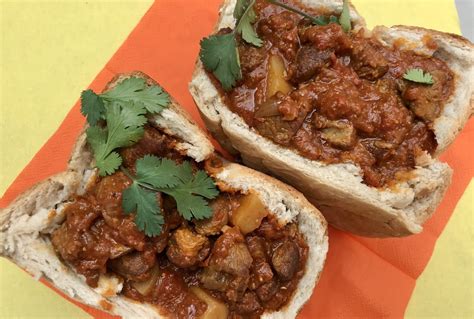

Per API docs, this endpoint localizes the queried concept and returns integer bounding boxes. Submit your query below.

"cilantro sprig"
[200,34,242,91]
[403,68,435,85]
[200,0,352,91]
[267,0,341,26]
[81,77,170,126]
[339,0,351,32]
[80,77,220,237]
[122,155,219,236]
[234,0,263,47]
[200,0,262,90]
[86,103,146,175]
[81,77,170,176]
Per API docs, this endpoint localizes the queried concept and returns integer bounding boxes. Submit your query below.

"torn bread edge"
[0,72,328,319]
[188,0,472,236]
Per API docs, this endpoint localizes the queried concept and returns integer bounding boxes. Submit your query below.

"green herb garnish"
[267,0,335,26]
[86,103,146,176]
[122,155,219,236]
[267,0,350,30]
[339,0,351,32]
[81,89,106,126]
[122,182,163,237]
[200,0,353,90]
[81,77,170,176]
[200,0,262,90]
[403,68,435,85]
[235,0,263,47]
[81,77,170,126]
[81,77,219,237]
[200,33,242,91]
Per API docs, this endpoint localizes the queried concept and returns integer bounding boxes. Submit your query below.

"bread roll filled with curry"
[0,72,328,319]
[190,0,474,237]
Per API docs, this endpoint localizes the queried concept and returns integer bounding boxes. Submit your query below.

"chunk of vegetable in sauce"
[255,95,281,118]
[191,287,229,319]
[131,266,161,296]
[231,192,268,234]
[266,55,292,98]
[321,121,356,149]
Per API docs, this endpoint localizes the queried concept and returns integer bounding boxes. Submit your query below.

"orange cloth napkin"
[1,0,472,318]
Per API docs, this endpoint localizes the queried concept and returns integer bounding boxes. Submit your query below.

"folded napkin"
[1,0,472,318]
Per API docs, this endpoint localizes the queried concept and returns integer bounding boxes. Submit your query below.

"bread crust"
[371,25,474,154]
[189,0,467,237]
[0,72,328,318]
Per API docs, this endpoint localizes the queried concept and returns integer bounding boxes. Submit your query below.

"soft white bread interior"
[189,0,471,237]
[0,72,328,318]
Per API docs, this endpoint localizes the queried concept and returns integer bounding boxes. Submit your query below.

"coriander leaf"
[200,0,261,90]
[122,156,220,236]
[102,77,170,114]
[200,33,241,90]
[120,103,148,127]
[339,0,351,33]
[87,103,145,176]
[329,15,339,24]
[102,77,146,100]
[312,16,330,26]
[82,76,170,176]
[157,160,218,199]
[237,10,263,47]
[86,126,107,156]
[86,127,123,176]
[98,152,122,176]
[104,103,145,150]
[234,0,248,20]
[135,155,181,188]
[234,0,263,47]
[122,182,164,237]
[184,170,220,199]
[403,68,434,85]
[267,0,330,26]
[173,161,193,183]
[163,161,218,199]
[168,191,213,221]
[137,85,170,113]
[81,89,105,125]
[159,165,219,220]
[170,170,217,199]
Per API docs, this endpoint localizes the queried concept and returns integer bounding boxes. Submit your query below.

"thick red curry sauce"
[51,126,308,319]
[222,0,454,187]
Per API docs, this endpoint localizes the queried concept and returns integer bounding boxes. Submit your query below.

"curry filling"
[51,126,308,319]
[218,0,454,187]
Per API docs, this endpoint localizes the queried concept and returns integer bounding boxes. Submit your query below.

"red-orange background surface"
[1,1,473,318]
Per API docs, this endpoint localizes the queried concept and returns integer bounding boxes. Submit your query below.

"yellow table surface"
[0,0,472,318]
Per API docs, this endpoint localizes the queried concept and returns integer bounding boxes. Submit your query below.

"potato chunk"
[320,120,356,149]
[191,287,229,319]
[267,55,292,98]
[131,266,160,296]
[231,192,268,235]
[321,125,355,148]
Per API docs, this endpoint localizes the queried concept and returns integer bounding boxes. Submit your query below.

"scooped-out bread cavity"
[189,0,472,237]
[0,72,329,318]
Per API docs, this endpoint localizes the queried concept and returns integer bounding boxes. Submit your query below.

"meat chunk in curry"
[220,0,454,188]
[51,126,309,319]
